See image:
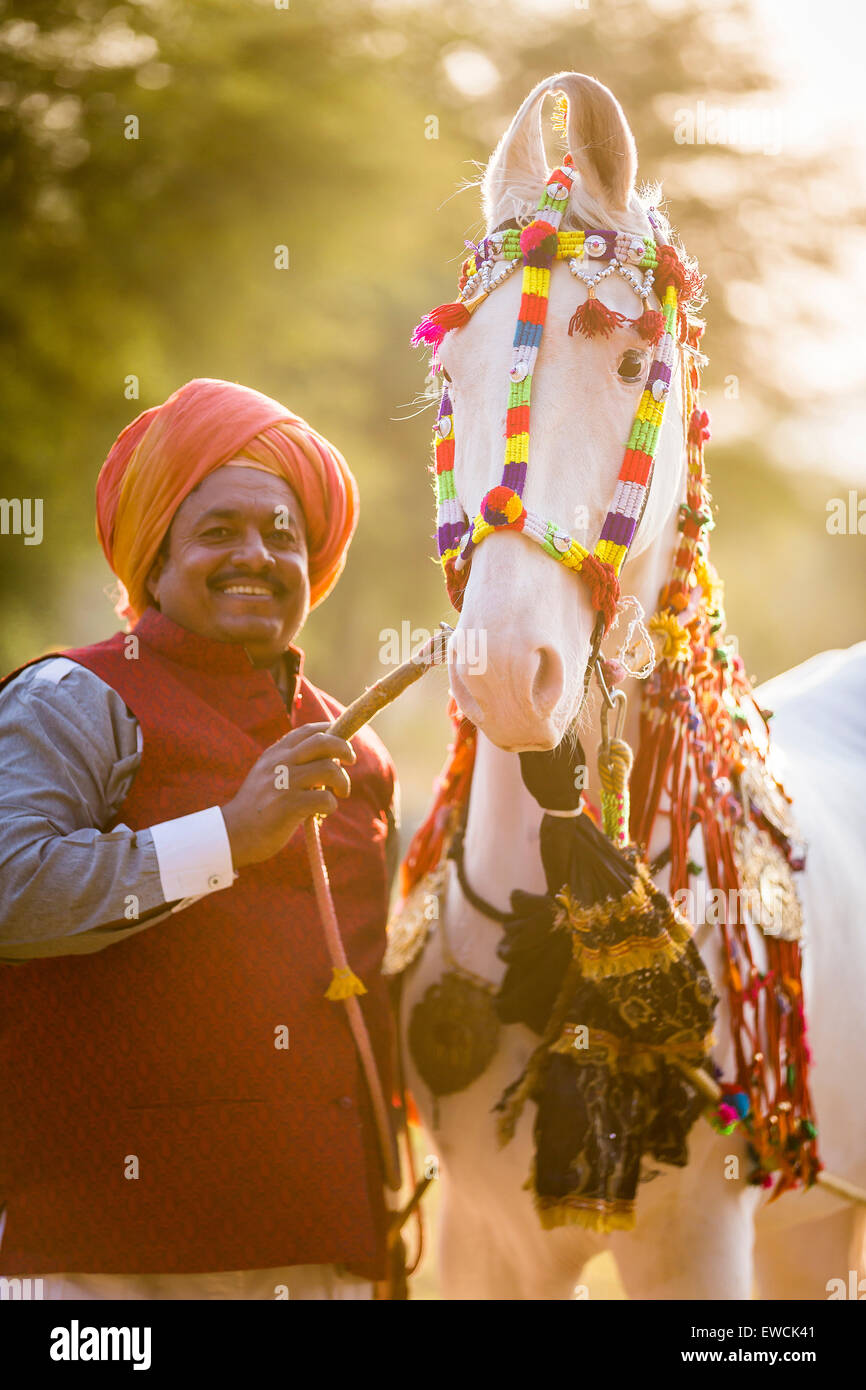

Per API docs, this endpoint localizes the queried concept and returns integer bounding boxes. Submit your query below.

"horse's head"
[425,73,692,751]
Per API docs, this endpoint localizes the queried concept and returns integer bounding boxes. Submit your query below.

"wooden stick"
[387,1175,435,1248]
[304,623,452,1193]
[305,816,402,1190]
[330,624,452,741]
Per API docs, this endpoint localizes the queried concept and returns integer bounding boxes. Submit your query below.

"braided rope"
[598,737,634,847]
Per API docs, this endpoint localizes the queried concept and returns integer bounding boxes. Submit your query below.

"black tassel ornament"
[494,730,717,1233]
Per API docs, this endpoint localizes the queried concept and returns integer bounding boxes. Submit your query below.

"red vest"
[0,608,397,1279]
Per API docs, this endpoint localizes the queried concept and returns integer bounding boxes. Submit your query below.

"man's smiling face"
[145,464,310,668]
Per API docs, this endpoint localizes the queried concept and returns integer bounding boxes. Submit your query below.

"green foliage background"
[2,0,864,825]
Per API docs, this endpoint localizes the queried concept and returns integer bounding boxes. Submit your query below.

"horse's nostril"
[530,647,564,716]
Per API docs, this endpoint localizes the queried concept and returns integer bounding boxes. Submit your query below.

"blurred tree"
[0,0,862,808]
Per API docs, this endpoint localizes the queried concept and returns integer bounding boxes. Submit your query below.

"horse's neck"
[447,731,546,984]
[462,733,547,906]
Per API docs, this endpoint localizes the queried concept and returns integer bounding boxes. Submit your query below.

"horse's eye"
[617,349,645,383]
[440,367,452,383]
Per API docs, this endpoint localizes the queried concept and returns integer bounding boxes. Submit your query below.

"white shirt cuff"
[149,806,235,902]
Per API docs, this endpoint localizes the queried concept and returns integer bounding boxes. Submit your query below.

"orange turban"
[96,378,360,622]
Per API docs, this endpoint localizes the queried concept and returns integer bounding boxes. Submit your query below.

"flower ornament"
[648,611,692,665]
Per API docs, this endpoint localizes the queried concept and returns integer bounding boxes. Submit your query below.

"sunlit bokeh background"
[2,0,865,1299]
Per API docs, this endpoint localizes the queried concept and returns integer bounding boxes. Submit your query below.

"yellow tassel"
[325,966,367,1001]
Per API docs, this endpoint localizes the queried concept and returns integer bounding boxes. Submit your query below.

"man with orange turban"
[0,378,401,1300]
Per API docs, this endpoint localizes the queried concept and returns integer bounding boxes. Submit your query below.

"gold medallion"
[738,758,798,844]
[382,862,448,977]
[408,971,501,1096]
[733,822,803,942]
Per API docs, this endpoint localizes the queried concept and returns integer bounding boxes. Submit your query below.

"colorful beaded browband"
[412,151,703,633]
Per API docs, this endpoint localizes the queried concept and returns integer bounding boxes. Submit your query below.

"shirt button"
[338,1096,354,1109]
[208,875,222,889]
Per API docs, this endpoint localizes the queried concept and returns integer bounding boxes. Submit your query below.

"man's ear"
[145,551,165,608]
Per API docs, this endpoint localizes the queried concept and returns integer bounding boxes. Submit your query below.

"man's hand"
[220,722,356,869]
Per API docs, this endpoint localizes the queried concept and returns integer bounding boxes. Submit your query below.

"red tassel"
[686,318,705,350]
[654,245,704,305]
[398,699,477,899]
[568,297,626,339]
[519,219,556,255]
[411,301,471,349]
[688,408,711,446]
[444,553,470,613]
[633,307,665,344]
[578,554,621,633]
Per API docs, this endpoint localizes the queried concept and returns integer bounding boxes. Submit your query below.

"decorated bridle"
[401,112,826,1217]
[412,149,703,640]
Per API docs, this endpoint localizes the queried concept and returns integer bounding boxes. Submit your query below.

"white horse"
[399,72,866,1300]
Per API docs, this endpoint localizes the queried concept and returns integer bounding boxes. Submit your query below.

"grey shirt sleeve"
[0,658,176,959]
[0,656,403,960]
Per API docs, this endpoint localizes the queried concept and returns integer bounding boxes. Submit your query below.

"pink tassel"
[568,297,626,339]
[411,301,471,349]
[633,307,665,344]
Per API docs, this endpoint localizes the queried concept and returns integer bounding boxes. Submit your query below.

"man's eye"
[617,350,646,383]
[203,527,232,538]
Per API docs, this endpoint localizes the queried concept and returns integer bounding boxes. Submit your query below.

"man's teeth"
[220,584,274,595]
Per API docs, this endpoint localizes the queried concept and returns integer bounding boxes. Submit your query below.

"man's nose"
[230,529,274,569]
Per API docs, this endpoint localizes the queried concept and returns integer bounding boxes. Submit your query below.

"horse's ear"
[481,72,637,228]
[481,79,552,228]
[557,73,637,213]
